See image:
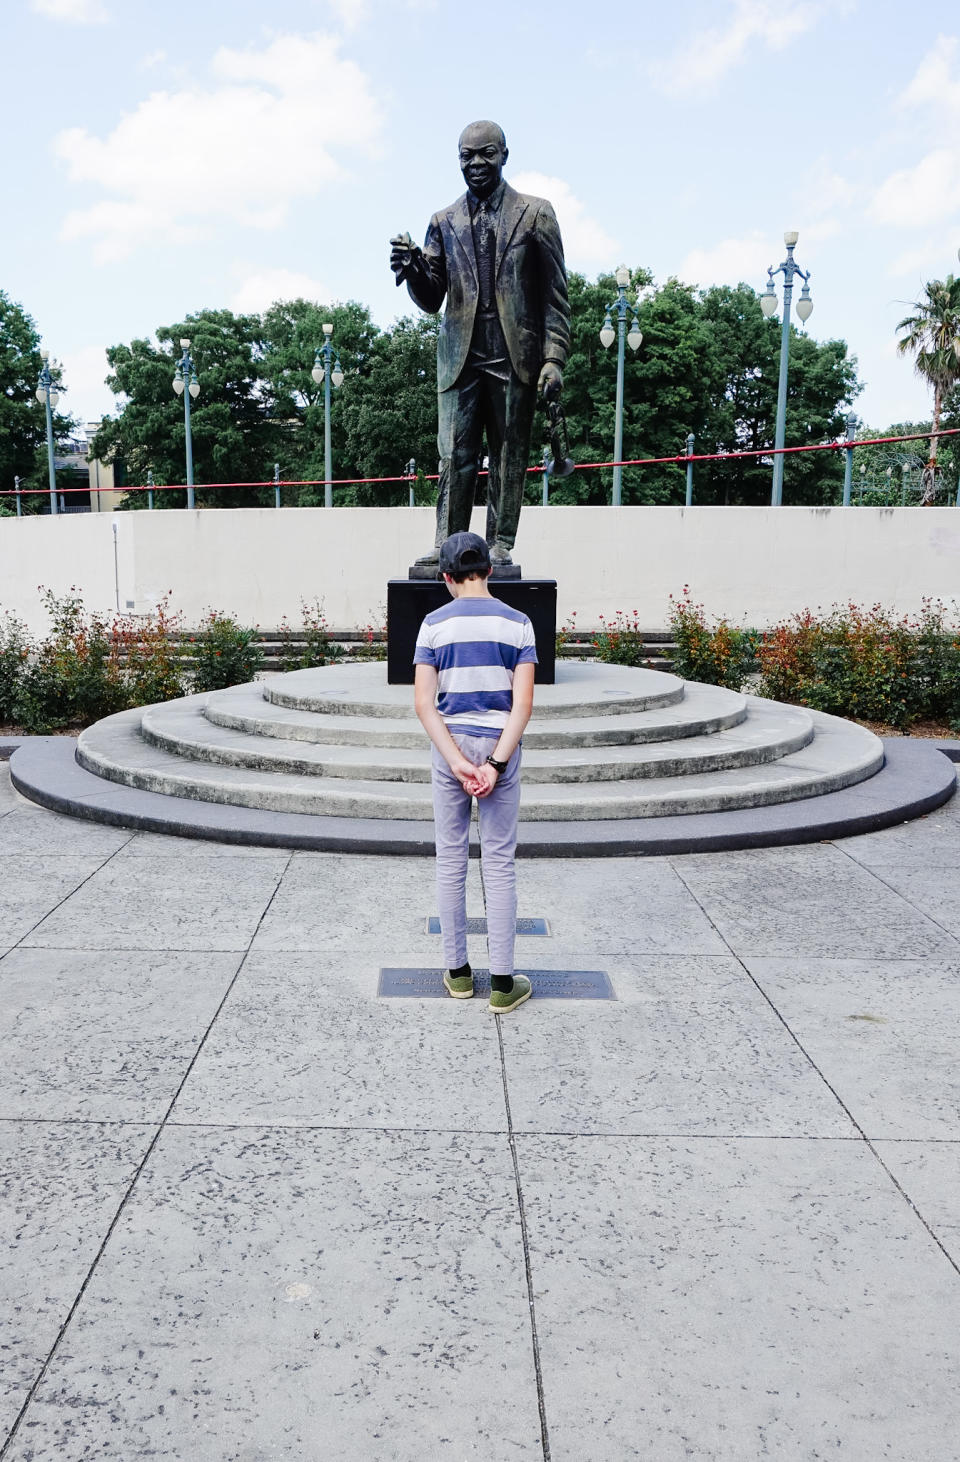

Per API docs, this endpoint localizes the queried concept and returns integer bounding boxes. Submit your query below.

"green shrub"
[12,589,128,733]
[592,609,649,668]
[187,611,264,692]
[0,613,30,722]
[113,594,186,706]
[758,599,960,731]
[277,598,344,672]
[667,588,759,690]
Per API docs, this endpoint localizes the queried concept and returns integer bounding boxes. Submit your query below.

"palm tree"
[896,275,960,501]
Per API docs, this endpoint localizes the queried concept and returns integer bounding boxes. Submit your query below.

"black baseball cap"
[438,531,491,577]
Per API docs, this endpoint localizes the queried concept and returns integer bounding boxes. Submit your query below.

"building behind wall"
[86,422,126,513]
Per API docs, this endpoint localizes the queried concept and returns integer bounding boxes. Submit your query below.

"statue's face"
[458,122,507,200]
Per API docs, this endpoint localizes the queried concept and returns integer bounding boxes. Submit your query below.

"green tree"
[896,275,960,484]
[92,309,280,509]
[259,298,382,504]
[551,273,858,507]
[0,292,74,517]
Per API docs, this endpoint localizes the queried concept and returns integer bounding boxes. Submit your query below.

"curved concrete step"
[140,697,814,784]
[77,706,882,821]
[263,661,686,720]
[203,679,748,749]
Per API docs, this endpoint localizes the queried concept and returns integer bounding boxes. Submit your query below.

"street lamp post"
[311,323,344,509]
[541,446,550,506]
[14,475,22,518]
[172,338,199,510]
[599,266,643,506]
[405,458,417,507]
[685,432,695,507]
[35,349,60,516]
[842,413,858,507]
[760,231,814,506]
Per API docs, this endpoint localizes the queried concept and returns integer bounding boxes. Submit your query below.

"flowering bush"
[12,589,128,733]
[277,598,344,672]
[349,620,387,662]
[592,609,649,668]
[667,587,760,690]
[112,594,185,706]
[187,611,264,693]
[757,599,960,731]
[0,613,30,723]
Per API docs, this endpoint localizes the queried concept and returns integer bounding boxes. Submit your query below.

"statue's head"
[458,120,508,200]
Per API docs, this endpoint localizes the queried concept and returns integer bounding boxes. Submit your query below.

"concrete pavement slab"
[874,1141,960,1267]
[24,852,289,952]
[500,1001,856,1137]
[171,967,506,1130]
[516,1134,960,1462]
[0,804,133,857]
[744,957,960,1140]
[0,856,108,947]
[4,1126,543,1462]
[117,829,292,859]
[0,1120,155,1439]
[0,775,19,813]
[745,955,960,1020]
[0,949,242,1122]
[508,858,728,956]
[673,843,957,957]
[835,783,960,866]
[252,852,444,954]
[859,860,960,941]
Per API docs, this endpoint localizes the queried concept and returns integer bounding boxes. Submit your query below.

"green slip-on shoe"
[488,975,532,1014]
[443,968,474,999]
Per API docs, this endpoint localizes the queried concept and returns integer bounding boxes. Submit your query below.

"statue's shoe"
[414,549,440,566]
[489,542,514,566]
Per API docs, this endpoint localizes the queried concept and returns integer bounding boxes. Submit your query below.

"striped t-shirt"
[413,597,538,736]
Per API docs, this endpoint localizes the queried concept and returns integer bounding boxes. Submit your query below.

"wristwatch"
[486,754,508,773]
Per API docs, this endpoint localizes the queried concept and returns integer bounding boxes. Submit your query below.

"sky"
[5,0,960,436]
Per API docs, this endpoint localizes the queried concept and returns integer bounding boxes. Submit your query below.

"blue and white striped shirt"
[413,597,538,735]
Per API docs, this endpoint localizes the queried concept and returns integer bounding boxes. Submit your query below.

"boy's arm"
[414,664,483,792]
[473,661,535,797]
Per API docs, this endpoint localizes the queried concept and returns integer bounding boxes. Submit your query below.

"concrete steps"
[203,678,748,749]
[139,697,814,784]
[262,662,685,720]
[75,663,884,823]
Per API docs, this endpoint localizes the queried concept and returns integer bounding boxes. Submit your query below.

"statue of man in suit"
[390,120,570,570]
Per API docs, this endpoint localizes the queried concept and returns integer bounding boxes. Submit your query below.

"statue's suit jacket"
[405,183,570,392]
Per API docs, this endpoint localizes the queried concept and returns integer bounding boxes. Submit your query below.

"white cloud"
[55,32,383,263]
[870,148,960,228]
[327,0,368,28]
[869,37,960,232]
[677,230,774,288]
[897,35,960,115]
[230,268,329,313]
[508,171,618,269]
[58,344,113,424]
[653,0,825,94]
[31,0,107,21]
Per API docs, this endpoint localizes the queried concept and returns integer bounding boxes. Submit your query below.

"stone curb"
[7,735,957,858]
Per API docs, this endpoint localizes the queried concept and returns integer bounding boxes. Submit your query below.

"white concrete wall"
[2,505,959,636]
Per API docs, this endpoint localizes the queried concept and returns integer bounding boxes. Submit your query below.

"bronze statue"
[390,120,570,571]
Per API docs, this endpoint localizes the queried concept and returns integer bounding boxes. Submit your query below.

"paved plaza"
[2,758,960,1460]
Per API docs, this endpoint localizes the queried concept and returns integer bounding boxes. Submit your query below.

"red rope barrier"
[3,428,958,497]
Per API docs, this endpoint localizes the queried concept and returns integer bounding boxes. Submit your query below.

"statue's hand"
[390,233,422,284]
[538,361,563,402]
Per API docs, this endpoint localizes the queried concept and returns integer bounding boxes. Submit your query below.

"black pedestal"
[387,579,557,685]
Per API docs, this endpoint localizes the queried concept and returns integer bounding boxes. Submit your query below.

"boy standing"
[413,531,536,1013]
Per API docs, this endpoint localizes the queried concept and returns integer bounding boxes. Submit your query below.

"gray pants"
[430,732,521,976]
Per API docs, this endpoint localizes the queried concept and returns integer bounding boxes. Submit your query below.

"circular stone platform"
[9,662,957,855]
